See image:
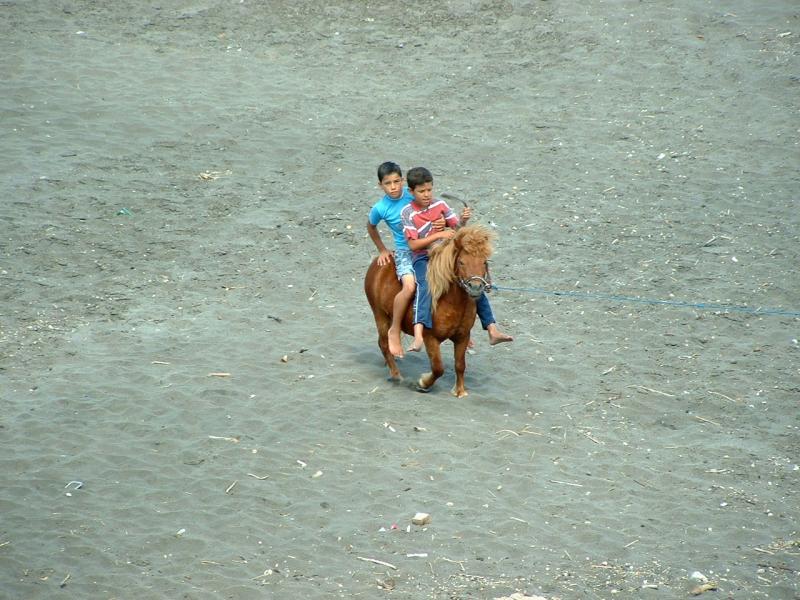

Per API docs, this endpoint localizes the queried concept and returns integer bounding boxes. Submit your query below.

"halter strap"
[458,261,493,294]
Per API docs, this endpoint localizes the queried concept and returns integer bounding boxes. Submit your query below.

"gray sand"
[1,1,798,598]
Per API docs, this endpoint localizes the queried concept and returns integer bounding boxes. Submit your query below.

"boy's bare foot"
[406,337,424,353]
[487,325,514,346]
[388,327,404,358]
[468,338,475,349]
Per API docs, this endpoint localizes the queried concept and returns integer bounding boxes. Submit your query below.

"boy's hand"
[439,228,456,240]
[460,206,472,223]
[377,249,393,266]
[432,215,446,231]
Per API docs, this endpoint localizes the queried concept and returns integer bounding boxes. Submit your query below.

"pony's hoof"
[417,373,435,392]
[387,374,403,382]
[416,385,431,393]
[451,387,469,398]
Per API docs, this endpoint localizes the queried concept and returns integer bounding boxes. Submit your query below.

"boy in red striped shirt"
[401,166,513,352]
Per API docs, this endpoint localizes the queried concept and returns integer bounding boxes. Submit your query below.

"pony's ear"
[452,230,464,251]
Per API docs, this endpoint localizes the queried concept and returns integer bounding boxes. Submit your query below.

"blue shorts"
[393,249,414,279]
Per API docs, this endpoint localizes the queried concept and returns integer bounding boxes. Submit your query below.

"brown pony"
[364,225,495,397]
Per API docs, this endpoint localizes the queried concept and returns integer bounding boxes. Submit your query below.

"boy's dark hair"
[406,166,433,190]
[377,161,402,182]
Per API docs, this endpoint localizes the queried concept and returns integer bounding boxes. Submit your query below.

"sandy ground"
[1,1,799,598]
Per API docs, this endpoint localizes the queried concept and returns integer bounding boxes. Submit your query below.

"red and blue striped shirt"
[401,199,459,257]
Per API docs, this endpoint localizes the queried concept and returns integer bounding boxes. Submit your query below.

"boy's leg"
[407,323,425,353]
[408,257,432,352]
[476,293,514,345]
[388,250,416,358]
[388,273,415,357]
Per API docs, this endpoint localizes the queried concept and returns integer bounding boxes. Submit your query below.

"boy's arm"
[442,201,465,228]
[367,220,393,266]
[407,229,455,252]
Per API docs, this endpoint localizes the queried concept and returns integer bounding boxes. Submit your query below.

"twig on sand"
[702,234,731,247]
[753,547,775,555]
[357,556,398,570]
[627,385,675,397]
[624,539,639,548]
[247,473,269,480]
[440,557,466,571]
[59,573,71,588]
[758,561,796,572]
[151,360,171,365]
[225,480,238,494]
[252,569,274,580]
[708,390,736,403]
[0,541,9,549]
[495,425,543,440]
[496,429,521,438]
[208,435,240,443]
[549,479,583,488]
[695,415,721,427]
[208,372,231,378]
[584,431,604,445]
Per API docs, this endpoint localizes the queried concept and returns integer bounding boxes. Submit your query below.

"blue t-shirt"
[368,188,414,252]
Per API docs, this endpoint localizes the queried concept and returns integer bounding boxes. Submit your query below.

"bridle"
[457,258,493,296]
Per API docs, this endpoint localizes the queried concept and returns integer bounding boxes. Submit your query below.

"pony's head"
[428,225,495,308]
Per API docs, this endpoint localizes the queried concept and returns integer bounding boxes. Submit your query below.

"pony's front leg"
[378,332,403,381]
[451,336,470,398]
[418,337,444,392]
[377,328,402,381]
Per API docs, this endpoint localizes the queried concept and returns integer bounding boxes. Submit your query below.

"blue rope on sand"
[491,284,800,318]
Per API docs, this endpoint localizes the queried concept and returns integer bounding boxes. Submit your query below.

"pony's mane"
[427,225,495,311]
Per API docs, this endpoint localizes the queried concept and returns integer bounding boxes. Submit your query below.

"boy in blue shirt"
[367,162,418,357]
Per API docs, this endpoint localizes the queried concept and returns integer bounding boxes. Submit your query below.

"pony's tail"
[427,240,457,312]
